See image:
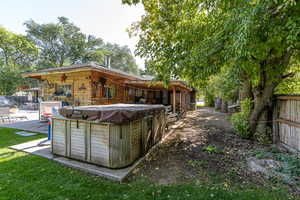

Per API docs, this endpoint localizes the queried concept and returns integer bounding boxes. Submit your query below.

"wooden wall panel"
[41,71,92,106]
[131,120,142,162]
[52,119,67,156]
[40,70,194,114]
[90,124,109,166]
[276,96,300,153]
[109,124,131,168]
[70,121,86,160]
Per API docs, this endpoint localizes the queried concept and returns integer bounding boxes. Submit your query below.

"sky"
[0,0,145,68]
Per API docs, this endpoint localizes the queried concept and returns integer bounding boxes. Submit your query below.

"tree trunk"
[240,79,253,101]
[214,97,222,110]
[240,51,292,143]
[249,83,276,135]
[221,100,228,113]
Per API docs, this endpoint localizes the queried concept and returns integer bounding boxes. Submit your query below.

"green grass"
[0,128,297,200]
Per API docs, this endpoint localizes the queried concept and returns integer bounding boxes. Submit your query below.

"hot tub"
[51,104,166,168]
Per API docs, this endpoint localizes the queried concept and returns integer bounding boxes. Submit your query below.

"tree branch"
[250,55,258,61]
[282,72,295,79]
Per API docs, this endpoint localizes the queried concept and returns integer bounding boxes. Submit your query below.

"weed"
[187,160,208,167]
[266,145,281,154]
[247,147,300,186]
[230,98,252,139]
[203,145,218,153]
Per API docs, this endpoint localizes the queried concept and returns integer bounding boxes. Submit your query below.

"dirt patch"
[127,107,278,188]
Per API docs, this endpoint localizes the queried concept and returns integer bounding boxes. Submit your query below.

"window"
[129,88,135,96]
[103,86,115,99]
[54,85,72,97]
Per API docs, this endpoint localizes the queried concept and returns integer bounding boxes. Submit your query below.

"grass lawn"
[0,128,296,200]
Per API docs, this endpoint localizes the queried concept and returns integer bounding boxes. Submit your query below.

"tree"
[0,27,37,95]
[24,17,106,69]
[104,43,139,75]
[24,17,140,75]
[124,0,300,141]
[276,70,300,95]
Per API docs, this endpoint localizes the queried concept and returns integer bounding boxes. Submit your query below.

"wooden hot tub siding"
[51,112,166,168]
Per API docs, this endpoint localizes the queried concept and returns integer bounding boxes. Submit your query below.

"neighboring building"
[23,62,196,114]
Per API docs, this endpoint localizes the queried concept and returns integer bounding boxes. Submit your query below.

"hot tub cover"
[58,104,165,124]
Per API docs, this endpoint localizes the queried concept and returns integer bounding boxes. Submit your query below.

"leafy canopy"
[24,17,140,75]
[0,27,37,95]
[24,17,107,69]
[124,0,300,88]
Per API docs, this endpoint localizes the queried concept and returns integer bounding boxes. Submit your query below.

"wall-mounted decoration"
[49,83,55,89]
[61,74,67,82]
[44,80,55,89]
[92,81,98,86]
[79,83,87,90]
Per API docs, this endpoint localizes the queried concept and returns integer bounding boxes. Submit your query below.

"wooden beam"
[273,101,279,144]
[179,90,182,113]
[173,87,176,114]
[277,95,300,100]
[277,119,300,129]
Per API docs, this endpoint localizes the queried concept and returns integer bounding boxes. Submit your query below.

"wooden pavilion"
[23,62,196,114]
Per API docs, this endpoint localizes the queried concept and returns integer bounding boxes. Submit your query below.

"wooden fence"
[273,95,300,153]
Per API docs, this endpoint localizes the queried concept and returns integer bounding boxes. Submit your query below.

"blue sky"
[0,0,145,68]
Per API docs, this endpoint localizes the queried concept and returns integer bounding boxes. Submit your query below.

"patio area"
[0,110,47,134]
[0,120,48,134]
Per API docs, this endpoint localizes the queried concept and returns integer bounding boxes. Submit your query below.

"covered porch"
[124,80,195,115]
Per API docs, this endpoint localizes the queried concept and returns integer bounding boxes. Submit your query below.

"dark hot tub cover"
[59,104,165,124]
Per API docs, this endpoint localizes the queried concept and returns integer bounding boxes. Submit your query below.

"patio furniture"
[0,107,11,123]
[0,107,28,124]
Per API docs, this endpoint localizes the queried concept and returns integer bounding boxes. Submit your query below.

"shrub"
[230,98,252,139]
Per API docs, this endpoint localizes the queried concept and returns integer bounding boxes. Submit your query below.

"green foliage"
[203,87,215,107]
[104,43,139,75]
[231,98,252,139]
[276,72,300,95]
[0,67,22,95]
[249,146,300,184]
[275,153,300,178]
[24,17,140,74]
[125,0,300,85]
[0,27,37,95]
[203,145,223,153]
[254,125,273,144]
[203,66,241,105]
[187,160,208,167]
[125,0,300,139]
[0,17,141,95]
[267,145,281,154]
[24,17,106,69]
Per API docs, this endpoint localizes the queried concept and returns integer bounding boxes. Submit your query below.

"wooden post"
[173,87,176,113]
[179,90,182,113]
[272,97,279,144]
